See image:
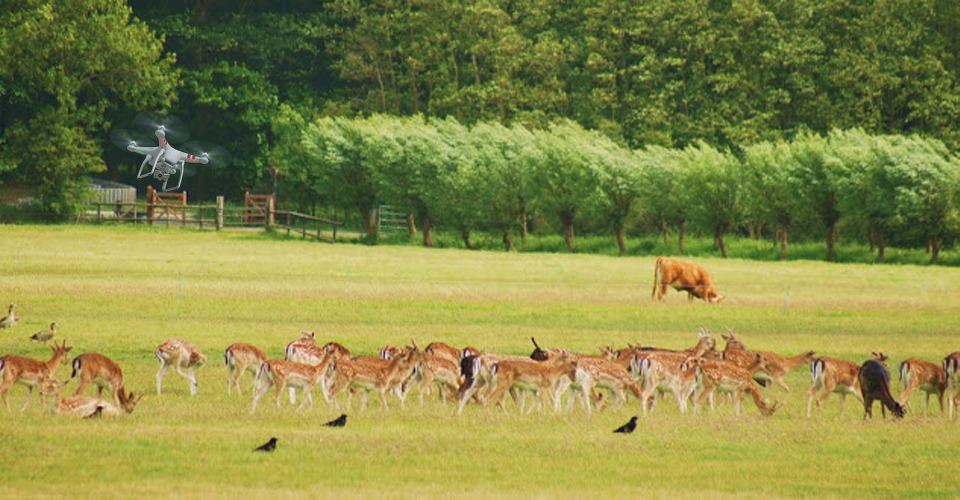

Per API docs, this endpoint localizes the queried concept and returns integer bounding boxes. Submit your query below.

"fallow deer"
[70,352,129,407]
[224,342,267,395]
[689,354,779,416]
[0,340,72,411]
[485,355,579,413]
[39,377,142,416]
[806,352,887,417]
[860,359,905,419]
[156,339,207,396]
[721,332,815,394]
[943,351,960,418]
[250,353,336,413]
[326,344,425,410]
[898,358,947,416]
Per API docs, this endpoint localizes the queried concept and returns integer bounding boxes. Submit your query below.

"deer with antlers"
[0,340,72,411]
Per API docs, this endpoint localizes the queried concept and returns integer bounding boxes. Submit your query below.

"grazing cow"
[859,359,906,419]
[651,257,724,303]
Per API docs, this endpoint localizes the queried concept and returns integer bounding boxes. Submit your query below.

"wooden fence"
[82,195,342,241]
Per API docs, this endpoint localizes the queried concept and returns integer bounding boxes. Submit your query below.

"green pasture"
[0,225,957,498]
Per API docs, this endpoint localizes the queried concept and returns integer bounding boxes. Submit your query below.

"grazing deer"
[690,354,779,416]
[156,339,206,396]
[943,351,960,418]
[39,377,142,416]
[807,352,887,417]
[224,343,267,395]
[0,340,72,411]
[485,355,579,414]
[898,358,947,416]
[250,354,336,413]
[0,303,18,328]
[721,332,815,394]
[70,352,129,407]
[327,345,425,410]
[860,359,905,419]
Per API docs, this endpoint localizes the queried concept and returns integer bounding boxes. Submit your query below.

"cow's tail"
[652,257,663,299]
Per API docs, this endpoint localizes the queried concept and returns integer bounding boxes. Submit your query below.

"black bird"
[253,437,278,452]
[324,414,347,427]
[84,405,104,419]
[613,416,638,434]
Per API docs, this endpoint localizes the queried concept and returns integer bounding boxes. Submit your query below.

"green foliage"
[0,0,176,219]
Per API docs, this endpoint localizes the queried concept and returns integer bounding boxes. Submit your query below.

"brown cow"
[651,257,724,303]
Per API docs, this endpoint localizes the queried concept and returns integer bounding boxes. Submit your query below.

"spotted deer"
[39,377,142,416]
[70,352,130,407]
[898,358,947,416]
[224,342,267,395]
[156,339,207,396]
[0,340,72,411]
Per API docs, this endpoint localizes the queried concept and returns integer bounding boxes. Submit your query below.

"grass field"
[0,224,958,498]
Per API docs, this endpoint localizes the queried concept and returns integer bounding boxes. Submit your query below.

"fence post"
[265,197,274,229]
[146,185,155,226]
[216,196,224,231]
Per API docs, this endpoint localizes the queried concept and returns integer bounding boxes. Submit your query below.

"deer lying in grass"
[0,340,72,411]
[39,377,142,416]
[898,358,947,416]
[70,352,132,408]
[224,343,267,395]
[860,358,906,419]
[156,339,207,396]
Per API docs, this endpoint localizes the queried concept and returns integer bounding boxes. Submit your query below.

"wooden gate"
[245,192,276,225]
[146,185,187,222]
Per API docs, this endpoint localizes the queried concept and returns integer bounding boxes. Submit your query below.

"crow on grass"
[613,416,637,434]
[254,437,278,452]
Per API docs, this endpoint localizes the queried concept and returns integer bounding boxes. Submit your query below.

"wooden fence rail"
[82,197,342,241]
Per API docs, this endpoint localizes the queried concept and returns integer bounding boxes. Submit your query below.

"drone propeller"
[109,129,151,150]
[183,141,232,168]
[134,113,190,144]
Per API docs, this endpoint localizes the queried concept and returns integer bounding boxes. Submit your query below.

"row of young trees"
[283,114,960,262]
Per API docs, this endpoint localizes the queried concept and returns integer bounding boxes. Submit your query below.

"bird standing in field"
[613,416,638,434]
[0,304,18,328]
[30,322,57,343]
[324,414,347,427]
[253,437,278,452]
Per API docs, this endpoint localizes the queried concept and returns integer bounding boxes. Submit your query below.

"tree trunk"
[503,230,516,252]
[660,218,669,245]
[461,229,473,250]
[715,227,728,258]
[360,207,378,239]
[563,220,576,252]
[827,223,837,261]
[421,213,433,248]
[678,220,686,254]
[875,225,885,262]
[779,223,788,260]
[930,235,941,264]
[615,226,627,257]
[520,204,528,241]
[406,213,417,238]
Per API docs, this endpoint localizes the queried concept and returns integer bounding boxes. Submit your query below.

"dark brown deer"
[859,359,906,419]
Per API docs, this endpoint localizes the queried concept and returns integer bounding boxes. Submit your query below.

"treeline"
[281,114,960,263]
[2,0,960,232]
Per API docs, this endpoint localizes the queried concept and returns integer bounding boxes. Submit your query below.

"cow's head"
[705,291,724,304]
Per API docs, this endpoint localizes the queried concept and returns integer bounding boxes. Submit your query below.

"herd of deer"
[2,328,958,420]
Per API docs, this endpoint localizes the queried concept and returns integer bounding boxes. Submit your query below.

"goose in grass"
[0,304,18,329]
[30,322,57,343]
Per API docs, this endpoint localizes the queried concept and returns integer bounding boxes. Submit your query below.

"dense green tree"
[680,142,742,258]
[0,0,177,219]
[635,146,691,253]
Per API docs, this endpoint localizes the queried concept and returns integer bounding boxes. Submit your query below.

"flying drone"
[110,114,230,192]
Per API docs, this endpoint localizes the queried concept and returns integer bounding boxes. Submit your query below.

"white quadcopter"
[111,114,229,192]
